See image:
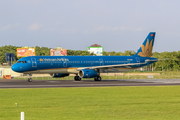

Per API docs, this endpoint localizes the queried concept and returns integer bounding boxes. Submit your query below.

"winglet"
[134,32,156,57]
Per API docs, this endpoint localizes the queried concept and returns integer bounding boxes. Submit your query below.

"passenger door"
[31,58,37,67]
[135,57,140,63]
[99,59,104,66]
[63,58,67,67]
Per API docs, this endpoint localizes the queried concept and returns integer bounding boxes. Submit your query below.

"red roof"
[90,44,102,47]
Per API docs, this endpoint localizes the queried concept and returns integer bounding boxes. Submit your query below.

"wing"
[77,62,146,70]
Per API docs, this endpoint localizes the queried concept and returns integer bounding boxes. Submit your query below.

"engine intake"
[79,69,98,78]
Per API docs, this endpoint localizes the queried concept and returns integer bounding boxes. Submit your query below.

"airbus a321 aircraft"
[12,32,158,82]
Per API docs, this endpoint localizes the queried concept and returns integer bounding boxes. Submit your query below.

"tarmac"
[1,79,180,88]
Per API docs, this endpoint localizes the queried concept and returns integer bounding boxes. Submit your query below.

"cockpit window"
[17,61,27,63]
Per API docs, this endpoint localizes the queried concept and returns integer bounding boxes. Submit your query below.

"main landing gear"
[28,74,32,82]
[94,69,101,81]
[94,76,101,81]
[74,75,101,81]
[74,75,81,81]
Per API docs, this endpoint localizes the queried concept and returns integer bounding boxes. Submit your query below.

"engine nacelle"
[51,73,69,78]
[79,69,98,78]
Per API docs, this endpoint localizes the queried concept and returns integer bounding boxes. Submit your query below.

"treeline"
[0,45,180,71]
[152,51,180,71]
[0,45,96,63]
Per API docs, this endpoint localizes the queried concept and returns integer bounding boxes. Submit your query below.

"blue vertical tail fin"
[134,32,156,57]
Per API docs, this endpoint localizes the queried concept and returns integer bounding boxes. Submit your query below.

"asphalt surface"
[1,79,180,88]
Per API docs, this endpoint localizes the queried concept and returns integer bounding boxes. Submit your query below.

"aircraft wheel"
[74,76,77,80]
[97,76,101,81]
[28,78,32,82]
[74,76,81,81]
[94,76,101,81]
[78,76,81,81]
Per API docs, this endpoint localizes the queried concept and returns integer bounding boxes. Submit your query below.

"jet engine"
[50,73,69,78]
[79,69,98,78]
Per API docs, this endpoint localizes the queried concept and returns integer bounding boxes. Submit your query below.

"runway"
[1,79,180,88]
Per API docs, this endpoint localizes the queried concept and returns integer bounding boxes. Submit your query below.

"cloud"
[0,25,11,30]
[94,26,144,32]
[29,23,42,31]
[64,29,78,33]
[0,24,19,31]
[43,27,56,32]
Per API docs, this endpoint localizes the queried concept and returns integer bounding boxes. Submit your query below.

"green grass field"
[1,86,180,120]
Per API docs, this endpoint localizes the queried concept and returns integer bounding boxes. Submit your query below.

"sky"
[0,0,180,53]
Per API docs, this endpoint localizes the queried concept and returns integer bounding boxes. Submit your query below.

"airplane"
[11,32,158,82]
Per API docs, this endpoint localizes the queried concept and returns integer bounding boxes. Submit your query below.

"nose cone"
[11,64,21,72]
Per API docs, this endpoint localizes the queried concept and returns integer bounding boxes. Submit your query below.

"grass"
[1,86,180,120]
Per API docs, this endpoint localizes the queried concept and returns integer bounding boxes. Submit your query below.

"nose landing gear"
[28,74,32,82]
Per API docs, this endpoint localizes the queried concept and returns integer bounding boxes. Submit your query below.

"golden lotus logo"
[39,58,44,61]
[138,39,153,57]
